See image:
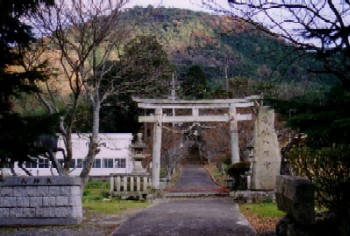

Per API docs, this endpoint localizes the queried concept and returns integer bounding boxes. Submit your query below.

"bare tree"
[30,0,132,185]
[161,127,186,179]
[202,0,350,89]
[29,1,173,186]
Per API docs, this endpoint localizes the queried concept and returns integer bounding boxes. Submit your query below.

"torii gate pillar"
[229,105,240,164]
[152,108,162,189]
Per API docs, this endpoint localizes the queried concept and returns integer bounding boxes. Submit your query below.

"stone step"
[163,192,229,198]
[182,160,204,167]
[163,186,229,198]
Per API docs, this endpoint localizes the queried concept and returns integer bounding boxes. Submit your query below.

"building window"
[70,159,76,168]
[103,158,114,168]
[76,159,84,168]
[25,159,37,168]
[93,159,101,168]
[115,158,126,168]
[38,159,49,168]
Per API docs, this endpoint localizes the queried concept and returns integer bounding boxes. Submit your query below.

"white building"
[10,133,134,176]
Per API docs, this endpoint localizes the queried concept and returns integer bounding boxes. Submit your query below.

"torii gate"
[133,96,260,189]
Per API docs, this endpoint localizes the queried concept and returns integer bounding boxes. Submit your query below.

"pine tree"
[181,65,209,99]
[0,1,56,168]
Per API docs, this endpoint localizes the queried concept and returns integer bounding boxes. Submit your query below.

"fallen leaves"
[241,207,280,234]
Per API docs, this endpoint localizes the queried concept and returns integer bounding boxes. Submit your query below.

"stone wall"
[232,190,275,203]
[0,176,82,225]
[276,175,350,236]
[275,175,317,236]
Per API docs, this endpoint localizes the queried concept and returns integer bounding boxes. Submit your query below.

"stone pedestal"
[251,106,281,190]
[0,176,82,225]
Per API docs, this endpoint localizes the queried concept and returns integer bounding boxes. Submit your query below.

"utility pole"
[168,73,177,101]
[168,73,177,127]
[224,56,229,93]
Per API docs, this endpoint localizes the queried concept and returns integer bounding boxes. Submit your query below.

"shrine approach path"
[112,165,256,236]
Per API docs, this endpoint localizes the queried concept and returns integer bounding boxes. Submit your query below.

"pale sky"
[123,0,231,13]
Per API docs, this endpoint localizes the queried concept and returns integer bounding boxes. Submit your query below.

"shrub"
[83,190,91,197]
[100,190,110,199]
[226,161,250,190]
[85,180,109,189]
[287,144,350,214]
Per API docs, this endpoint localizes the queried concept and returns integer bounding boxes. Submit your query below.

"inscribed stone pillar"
[251,106,281,190]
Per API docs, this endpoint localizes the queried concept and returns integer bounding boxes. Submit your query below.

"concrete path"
[175,165,221,188]
[112,198,256,236]
[112,165,256,236]
[164,165,228,197]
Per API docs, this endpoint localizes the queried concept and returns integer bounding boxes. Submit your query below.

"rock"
[275,175,315,225]
[276,215,293,236]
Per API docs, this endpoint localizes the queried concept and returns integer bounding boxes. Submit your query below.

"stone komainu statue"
[10,134,66,176]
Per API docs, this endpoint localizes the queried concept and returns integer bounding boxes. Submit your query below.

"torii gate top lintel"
[133,96,261,123]
[133,95,261,107]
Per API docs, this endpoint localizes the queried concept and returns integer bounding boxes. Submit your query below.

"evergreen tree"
[272,85,350,148]
[0,1,56,168]
[181,65,210,99]
[120,35,174,98]
[99,35,174,132]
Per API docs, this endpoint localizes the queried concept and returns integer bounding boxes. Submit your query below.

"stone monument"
[251,106,281,190]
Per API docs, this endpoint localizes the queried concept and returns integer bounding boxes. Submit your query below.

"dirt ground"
[0,208,143,236]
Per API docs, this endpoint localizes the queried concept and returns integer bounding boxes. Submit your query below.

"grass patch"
[83,189,110,201]
[83,199,149,214]
[240,202,284,218]
[240,202,284,233]
[82,180,150,214]
[85,180,110,189]
[170,167,181,184]
[205,163,228,186]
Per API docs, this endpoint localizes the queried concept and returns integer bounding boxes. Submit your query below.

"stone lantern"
[130,133,147,173]
[244,141,254,189]
[245,141,254,160]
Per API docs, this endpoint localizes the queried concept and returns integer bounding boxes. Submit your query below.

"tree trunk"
[61,96,80,175]
[63,129,73,174]
[80,102,100,188]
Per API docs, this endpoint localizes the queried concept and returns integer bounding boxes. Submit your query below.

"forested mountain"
[123,6,333,86]
[14,6,335,130]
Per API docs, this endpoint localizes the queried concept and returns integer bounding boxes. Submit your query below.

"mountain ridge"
[124,7,328,85]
